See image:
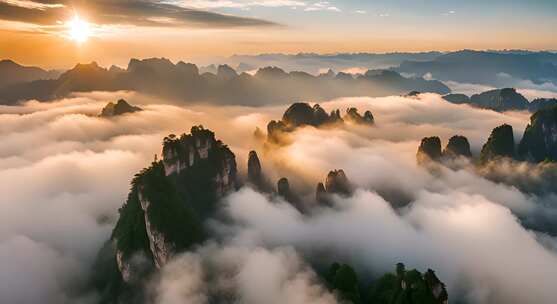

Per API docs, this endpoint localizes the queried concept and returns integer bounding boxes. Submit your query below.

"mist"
[1,91,556,304]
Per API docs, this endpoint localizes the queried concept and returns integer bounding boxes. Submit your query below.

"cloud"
[217,179,557,304]
[304,1,341,12]
[442,10,456,16]
[178,0,307,9]
[445,77,557,101]
[0,0,277,31]
[151,245,338,304]
[1,91,556,304]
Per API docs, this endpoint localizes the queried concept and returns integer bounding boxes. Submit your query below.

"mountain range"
[396,50,557,87]
[0,58,449,106]
[443,88,557,112]
[0,59,59,88]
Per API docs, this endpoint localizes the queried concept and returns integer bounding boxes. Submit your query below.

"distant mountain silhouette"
[224,52,443,74]
[443,88,557,112]
[396,50,557,87]
[0,58,450,105]
[0,59,59,88]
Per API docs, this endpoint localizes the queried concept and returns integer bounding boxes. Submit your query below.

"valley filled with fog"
[1,90,556,304]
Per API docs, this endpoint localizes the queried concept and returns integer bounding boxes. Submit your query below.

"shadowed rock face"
[480,124,515,163]
[528,98,557,113]
[0,59,59,88]
[282,103,316,127]
[277,177,290,198]
[246,150,272,192]
[325,169,351,195]
[470,88,528,112]
[518,106,557,162]
[100,99,142,117]
[96,126,237,301]
[344,107,375,125]
[417,137,442,164]
[314,170,352,205]
[266,102,374,144]
[247,151,262,184]
[442,93,470,104]
[316,182,327,204]
[442,89,542,113]
[443,135,472,158]
[328,262,449,304]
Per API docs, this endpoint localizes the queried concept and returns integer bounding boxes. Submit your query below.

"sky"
[0,0,556,68]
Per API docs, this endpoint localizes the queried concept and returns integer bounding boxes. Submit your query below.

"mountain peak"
[480,124,515,163]
[100,99,142,117]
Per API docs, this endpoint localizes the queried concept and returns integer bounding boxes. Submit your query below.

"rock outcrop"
[247,151,263,184]
[100,99,142,117]
[316,182,327,204]
[276,177,303,212]
[161,126,236,195]
[390,263,448,304]
[528,98,557,113]
[267,102,374,143]
[246,150,272,192]
[417,137,442,164]
[277,177,290,198]
[480,124,515,163]
[443,135,472,158]
[325,170,351,195]
[282,102,318,127]
[442,93,470,104]
[344,107,374,125]
[137,189,174,269]
[442,88,535,113]
[315,170,352,205]
[470,88,528,112]
[328,262,449,304]
[518,105,557,162]
[97,126,237,299]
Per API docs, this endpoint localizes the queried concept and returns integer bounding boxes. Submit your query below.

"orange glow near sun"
[67,14,91,43]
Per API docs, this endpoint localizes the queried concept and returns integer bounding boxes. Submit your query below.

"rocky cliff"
[246,150,273,192]
[267,102,375,143]
[518,105,557,162]
[480,124,515,163]
[417,137,442,164]
[443,135,472,158]
[327,262,448,304]
[316,169,352,205]
[100,99,142,117]
[96,126,237,301]
[470,88,529,112]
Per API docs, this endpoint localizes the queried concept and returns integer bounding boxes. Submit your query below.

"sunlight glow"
[68,14,91,43]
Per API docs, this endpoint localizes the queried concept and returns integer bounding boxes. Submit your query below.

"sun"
[68,14,91,43]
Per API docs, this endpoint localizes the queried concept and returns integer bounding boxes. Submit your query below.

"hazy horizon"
[1,0,557,68]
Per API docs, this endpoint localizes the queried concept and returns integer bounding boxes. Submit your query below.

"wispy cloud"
[304,1,341,12]
[1,0,64,10]
[442,10,456,16]
[0,0,277,31]
[175,0,307,9]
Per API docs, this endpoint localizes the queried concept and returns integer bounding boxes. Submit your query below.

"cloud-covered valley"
[1,91,556,304]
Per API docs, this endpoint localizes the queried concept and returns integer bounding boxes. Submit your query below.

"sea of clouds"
[1,91,556,304]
